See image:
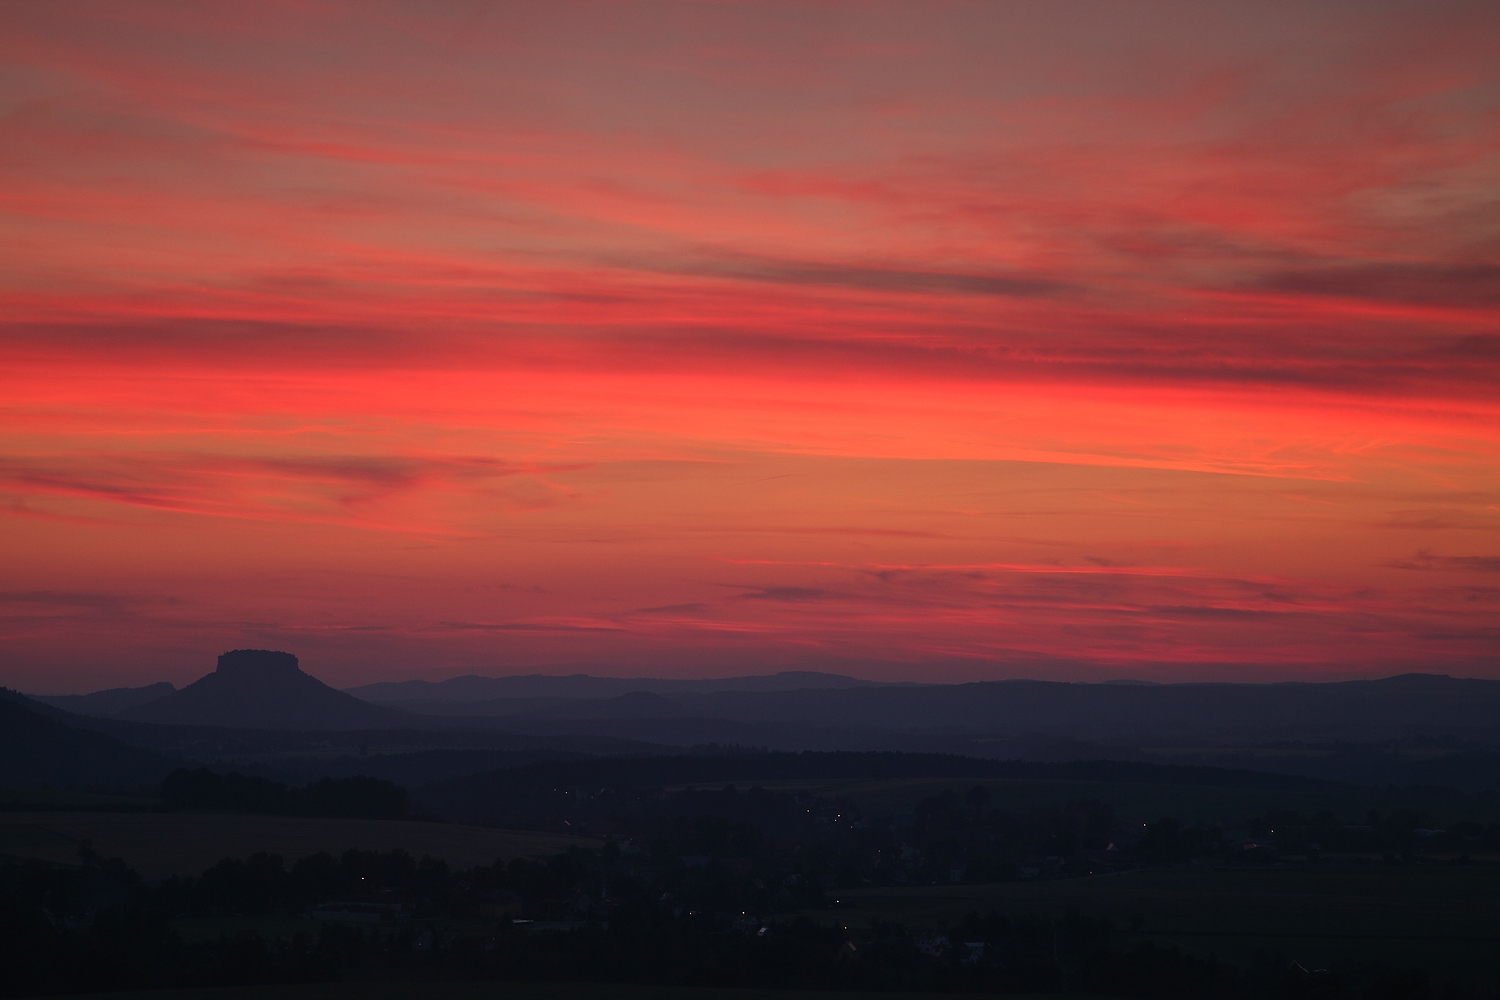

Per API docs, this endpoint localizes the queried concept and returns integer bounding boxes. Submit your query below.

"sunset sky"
[3,2,1498,691]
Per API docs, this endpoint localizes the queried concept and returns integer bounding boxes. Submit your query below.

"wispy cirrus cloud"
[1254,262,1500,308]
[425,621,627,634]
[1385,551,1500,573]
[613,249,1074,300]
[0,453,586,531]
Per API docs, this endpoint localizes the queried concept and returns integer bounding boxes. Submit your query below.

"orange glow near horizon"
[2,2,1498,691]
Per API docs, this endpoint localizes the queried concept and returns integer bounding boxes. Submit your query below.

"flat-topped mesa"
[120,648,406,730]
[216,649,302,677]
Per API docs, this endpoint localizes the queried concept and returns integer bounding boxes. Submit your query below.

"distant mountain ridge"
[10,663,1500,794]
[356,671,1500,742]
[29,664,1500,747]
[347,669,890,705]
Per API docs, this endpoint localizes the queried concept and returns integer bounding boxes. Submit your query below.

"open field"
[809,861,1500,985]
[0,813,599,879]
[702,775,1500,827]
[52,984,1115,1000]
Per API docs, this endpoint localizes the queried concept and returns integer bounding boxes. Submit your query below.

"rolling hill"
[32,681,177,718]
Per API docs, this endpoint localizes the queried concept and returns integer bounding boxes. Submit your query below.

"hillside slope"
[0,690,182,791]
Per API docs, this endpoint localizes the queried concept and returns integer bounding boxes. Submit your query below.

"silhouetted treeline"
[160,768,409,819]
[1,840,1474,1000]
[419,749,1336,826]
[0,848,1251,998]
[4,771,1494,998]
[1241,805,1500,861]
